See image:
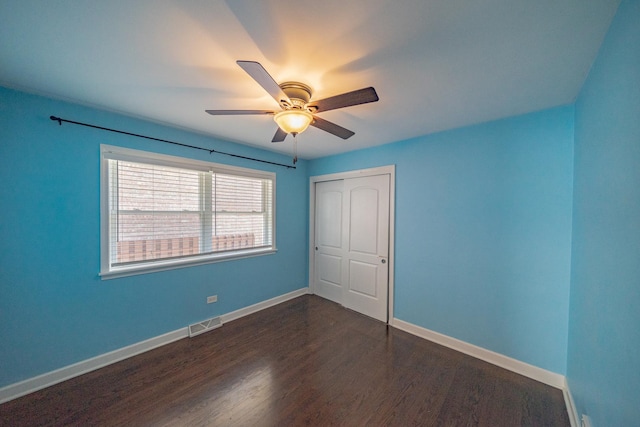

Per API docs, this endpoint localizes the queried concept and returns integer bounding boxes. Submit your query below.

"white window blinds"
[101,146,275,278]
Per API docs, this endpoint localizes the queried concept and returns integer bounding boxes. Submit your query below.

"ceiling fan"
[205,61,379,145]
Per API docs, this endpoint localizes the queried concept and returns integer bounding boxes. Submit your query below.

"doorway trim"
[309,165,396,323]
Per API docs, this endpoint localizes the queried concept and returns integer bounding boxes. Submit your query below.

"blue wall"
[568,0,640,425]
[0,87,309,387]
[310,106,575,374]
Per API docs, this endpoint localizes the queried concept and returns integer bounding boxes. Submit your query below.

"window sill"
[99,247,277,280]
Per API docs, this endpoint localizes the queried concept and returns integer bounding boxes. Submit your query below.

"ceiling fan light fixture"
[273,110,313,135]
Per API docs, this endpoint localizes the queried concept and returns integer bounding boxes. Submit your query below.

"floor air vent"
[189,316,223,337]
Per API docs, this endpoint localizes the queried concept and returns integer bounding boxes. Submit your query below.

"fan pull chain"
[292,133,298,165]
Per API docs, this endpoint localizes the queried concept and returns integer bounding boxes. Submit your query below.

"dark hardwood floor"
[0,295,570,426]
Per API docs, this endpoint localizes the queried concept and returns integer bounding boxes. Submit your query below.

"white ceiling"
[0,0,620,159]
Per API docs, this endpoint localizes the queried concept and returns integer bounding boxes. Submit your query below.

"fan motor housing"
[280,82,312,108]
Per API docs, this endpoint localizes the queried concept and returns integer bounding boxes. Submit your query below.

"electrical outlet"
[207,295,218,304]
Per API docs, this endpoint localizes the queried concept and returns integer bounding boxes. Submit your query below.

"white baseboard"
[221,287,309,324]
[563,377,580,427]
[0,287,309,404]
[0,328,188,404]
[392,318,566,389]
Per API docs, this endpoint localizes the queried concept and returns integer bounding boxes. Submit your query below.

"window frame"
[100,145,276,279]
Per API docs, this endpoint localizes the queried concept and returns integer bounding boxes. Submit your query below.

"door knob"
[381,259,386,264]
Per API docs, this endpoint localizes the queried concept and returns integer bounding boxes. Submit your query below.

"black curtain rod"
[49,116,296,169]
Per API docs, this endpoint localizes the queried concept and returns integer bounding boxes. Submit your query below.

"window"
[100,145,275,279]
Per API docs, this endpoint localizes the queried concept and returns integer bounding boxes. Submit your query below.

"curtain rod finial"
[50,116,62,125]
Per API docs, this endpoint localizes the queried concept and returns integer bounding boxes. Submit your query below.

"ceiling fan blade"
[310,116,355,139]
[271,127,288,143]
[237,60,291,107]
[307,87,379,113]
[205,110,275,115]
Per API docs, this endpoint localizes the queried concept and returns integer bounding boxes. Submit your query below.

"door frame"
[309,165,396,323]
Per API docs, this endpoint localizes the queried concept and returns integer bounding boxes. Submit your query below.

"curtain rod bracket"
[50,115,62,126]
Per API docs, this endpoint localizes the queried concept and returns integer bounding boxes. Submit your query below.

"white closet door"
[314,174,390,322]
[341,174,389,322]
[314,180,345,304]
